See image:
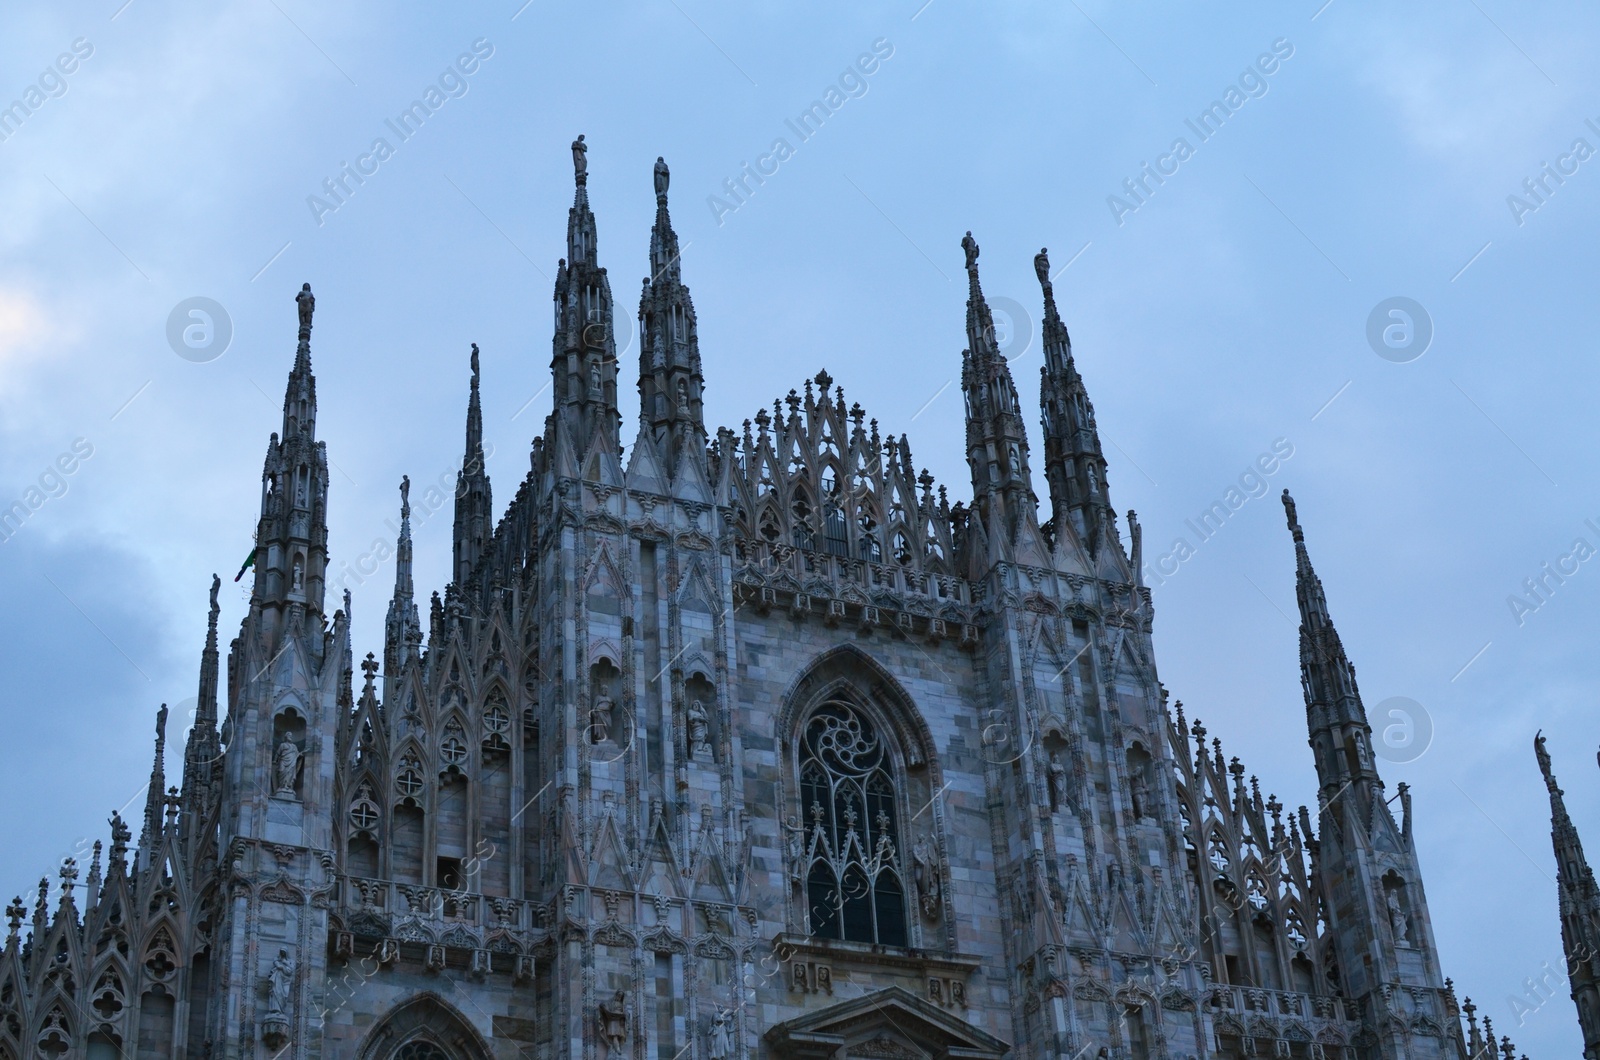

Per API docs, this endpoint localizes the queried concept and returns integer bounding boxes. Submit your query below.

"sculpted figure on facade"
[273,733,302,797]
[597,989,629,1055]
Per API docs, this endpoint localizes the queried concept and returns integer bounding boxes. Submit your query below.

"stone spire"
[1282,489,1453,1036]
[453,344,493,586]
[637,155,707,473]
[1282,489,1375,805]
[137,704,169,859]
[384,475,422,697]
[1035,247,1113,555]
[551,133,622,459]
[250,283,331,645]
[1536,732,1600,1057]
[958,232,1039,555]
[178,575,223,865]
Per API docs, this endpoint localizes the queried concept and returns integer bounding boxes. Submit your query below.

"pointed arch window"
[791,491,815,550]
[823,504,848,558]
[799,700,908,946]
[856,512,882,562]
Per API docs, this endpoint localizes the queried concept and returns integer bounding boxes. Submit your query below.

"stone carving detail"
[707,1008,731,1060]
[913,835,940,921]
[688,698,712,760]
[789,960,833,995]
[597,990,629,1055]
[273,733,302,797]
[1388,889,1411,947]
[260,949,293,1047]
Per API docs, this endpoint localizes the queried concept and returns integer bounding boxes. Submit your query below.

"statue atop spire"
[470,341,480,383]
[654,156,669,201]
[1283,488,1303,541]
[296,282,314,335]
[962,231,980,283]
[1034,247,1050,290]
[572,133,588,185]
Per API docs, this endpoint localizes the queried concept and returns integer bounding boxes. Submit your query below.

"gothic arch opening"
[780,645,945,949]
[355,993,492,1060]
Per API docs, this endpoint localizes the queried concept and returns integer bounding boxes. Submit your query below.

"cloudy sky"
[1,0,1595,1051]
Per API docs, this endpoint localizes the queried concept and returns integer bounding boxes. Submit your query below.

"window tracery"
[799,700,908,947]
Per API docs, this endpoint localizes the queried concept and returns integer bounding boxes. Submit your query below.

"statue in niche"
[1387,889,1410,946]
[596,990,628,1054]
[291,557,304,593]
[266,949,294,1014]
[676,378,690,416]
[707,1009,731,1060]
[589,361,602,396]
[1048,752,1068,811]
[913,836,940,920]
[687,699,711,759]
[590,696,614,744]
[1129,767,1149,819]
[273,734,302,797]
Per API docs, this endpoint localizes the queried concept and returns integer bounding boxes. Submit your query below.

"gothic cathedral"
[0,141,1523,1059]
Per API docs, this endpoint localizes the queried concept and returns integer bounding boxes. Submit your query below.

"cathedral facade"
[0,141,1522,1059]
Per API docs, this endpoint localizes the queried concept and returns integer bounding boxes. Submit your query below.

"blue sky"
[1,0,1596,1051]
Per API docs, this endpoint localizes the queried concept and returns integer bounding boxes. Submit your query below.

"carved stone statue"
[596,989,628,1054]
[707,1009,730,1060]
[291,557,304,593]
[913,836,940,919]
[266,949,293,1014]
[1129,767,1149,819]
[654,156,670,200]
[1387,889,1410,946]
[1034,247,1050,289]
[784,815,806,885]
[1536,730,1554,782]
[590,696,614,744]
[572,134,588,183]
[273,734,302,797]
[688,699,711,759]
[961,231,979,278]
[296,283,314,332]
[589,361,602,396]
[1048,752,1068,811]
[676,378,690,416]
